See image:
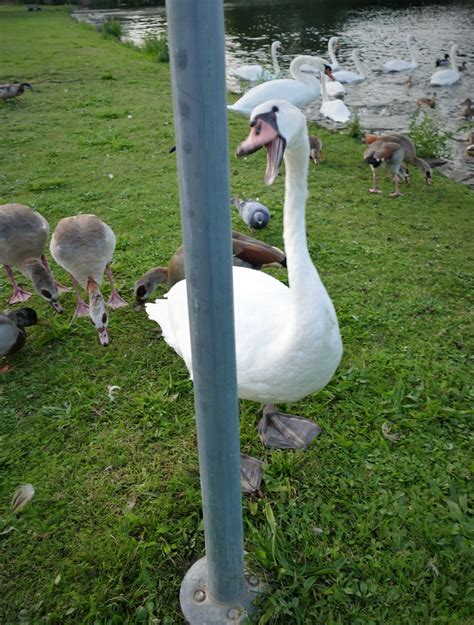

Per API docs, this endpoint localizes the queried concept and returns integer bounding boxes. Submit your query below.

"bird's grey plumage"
[0,307,38,358]
[0,83,32,101]
[232,197,270,230]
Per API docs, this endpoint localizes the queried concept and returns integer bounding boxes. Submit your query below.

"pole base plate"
[180,556,264,624]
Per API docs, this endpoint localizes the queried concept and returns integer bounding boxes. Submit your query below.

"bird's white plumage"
[147,99,342,409]
[228,56,327,115]
[430,45,460,85]
[332,50,365,83]
[382,35,418,73]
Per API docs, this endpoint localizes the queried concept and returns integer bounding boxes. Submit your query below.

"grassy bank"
[0,6,472,624]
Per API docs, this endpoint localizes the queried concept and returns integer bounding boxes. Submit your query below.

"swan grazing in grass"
[147,99,342,472]
[430,45,460,86]
[229,41,282,82]
[382,34,419,72]
[320,71,351,123]
[227,56,334,115]
[333,49,366,83]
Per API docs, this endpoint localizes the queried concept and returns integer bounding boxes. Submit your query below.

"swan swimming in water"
[146,99,343,477]
[332,49,366,83]
[227,56,334,116]
[229,41,282,82]
[430,44,461,86]
[320,70,351,123]
[382,34,419,72]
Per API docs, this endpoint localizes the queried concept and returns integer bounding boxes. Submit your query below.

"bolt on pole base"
[180,556,265,624]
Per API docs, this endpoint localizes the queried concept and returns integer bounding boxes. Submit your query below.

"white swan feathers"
[146,99,342,404]
[430,44,461,86]
[383,34,418,72]
[227,56,334,116]
[333,49,366,83]
[229,41,282,82]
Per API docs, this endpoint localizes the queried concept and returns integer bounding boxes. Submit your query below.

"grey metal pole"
[165,1,263,622]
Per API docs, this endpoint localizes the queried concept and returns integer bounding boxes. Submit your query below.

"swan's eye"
[272,105,279,112]
[250,120,256,128]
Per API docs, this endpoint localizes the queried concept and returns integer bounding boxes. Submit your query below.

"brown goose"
[0,203,63,312]
[417,92,436,109]
[309,134,324,164]
[363,133,432,186]
[50,214,127,346]
[364,139,405,197]
[0,83,32,102]
[134,230,286,309]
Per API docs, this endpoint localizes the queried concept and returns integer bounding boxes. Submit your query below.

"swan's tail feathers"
[145,300,180,354]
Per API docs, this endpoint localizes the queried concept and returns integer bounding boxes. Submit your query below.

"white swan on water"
[146,99,342,455]
[333,49,366,83]
[430,44,461,86]
[382,34,419,72]
[229,41,282,82]
[320,71,351,123]
[228,56,334,116]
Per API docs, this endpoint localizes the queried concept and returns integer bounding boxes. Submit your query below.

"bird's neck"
[283,136,323,310]
[289,56,319,85]
[450,48,458,71]
[328,40,338,66]
[320,71,329,102]
[407,39,418,64]
[271,43,281,76]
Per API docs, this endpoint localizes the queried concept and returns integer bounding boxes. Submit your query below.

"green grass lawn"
[0,6,473,624]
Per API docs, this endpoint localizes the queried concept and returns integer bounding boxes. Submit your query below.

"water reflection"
[74,0,474,184]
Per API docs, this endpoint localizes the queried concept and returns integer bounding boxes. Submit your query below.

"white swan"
[320,71,351,123]
[229,41,282,82]
[227,56,334,116]
[333,49,366,83]
[327,36,340,70]
[430,44,460,86]
[382,34,418,72]
[147,99,342,453]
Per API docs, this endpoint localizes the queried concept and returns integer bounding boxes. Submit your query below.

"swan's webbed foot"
[107,290,128,310]
[240,453,263,494]
[389,191,403,197]
[258,404,322,450]
[369,187,382,194]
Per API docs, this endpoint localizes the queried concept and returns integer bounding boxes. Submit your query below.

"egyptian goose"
[50,214,127,346]
[364,139,406,197]
[417,93,436,109]
[0,203,63,312]
[135,230,286,309]
[363,133,432,186]
[309,135,324,164]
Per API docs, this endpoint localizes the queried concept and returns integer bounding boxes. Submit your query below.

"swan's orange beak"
[237,112,286,186]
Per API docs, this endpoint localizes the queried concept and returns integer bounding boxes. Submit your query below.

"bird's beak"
[98,328,109,346]
[237,113,286,186]
[51,300,63,314]
[324,65,335,81]
[36,319,50,327]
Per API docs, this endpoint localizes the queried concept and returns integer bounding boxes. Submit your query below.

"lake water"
[73,0,474,185]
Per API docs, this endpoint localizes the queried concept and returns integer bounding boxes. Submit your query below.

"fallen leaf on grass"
[381,423,403,442]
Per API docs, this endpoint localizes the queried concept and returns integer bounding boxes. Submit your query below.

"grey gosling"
[0,203,64,312]
[50,214,127,346]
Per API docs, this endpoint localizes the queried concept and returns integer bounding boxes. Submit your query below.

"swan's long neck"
[320,71,329,102]
[328,38,338,66]
[352,50,364,77]
[283,134,322,312]
[407,37,418,65]
[271,42,281,77]
[450,46,458,72]
[289,56,321,85]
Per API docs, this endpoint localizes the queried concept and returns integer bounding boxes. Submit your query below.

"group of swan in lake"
[227,34,464,127]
